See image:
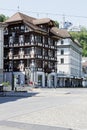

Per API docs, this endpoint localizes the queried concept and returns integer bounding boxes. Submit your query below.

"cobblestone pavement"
[0,88,87,130]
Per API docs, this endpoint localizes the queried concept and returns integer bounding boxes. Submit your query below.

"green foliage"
[55,21,59,28]
[0,14,9,22]
[2,81,10,87]
[70,27,87,57]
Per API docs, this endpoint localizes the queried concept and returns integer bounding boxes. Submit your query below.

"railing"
[45,56,48,59]
[24,54,30,58]
[38,43,43,46]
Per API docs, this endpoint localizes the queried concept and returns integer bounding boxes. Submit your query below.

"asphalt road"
[0,88,87,130]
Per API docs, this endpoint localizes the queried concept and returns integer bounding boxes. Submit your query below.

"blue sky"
[0,0,87,27]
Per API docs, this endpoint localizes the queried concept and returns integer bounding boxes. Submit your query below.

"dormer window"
[21,25,25,31]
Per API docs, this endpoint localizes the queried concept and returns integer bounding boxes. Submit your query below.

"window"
[21,25,25,31]
[61,58,64,64]
[44,49,48,56]
[44,37,48,45]
[36,35,42,43]
[9,36,13,44]
[36,60,43,68]
[19,35,24,44]
[61,40,64,44]
[61,50,64,55]
[36,48,42,55]
[49,50,54,57]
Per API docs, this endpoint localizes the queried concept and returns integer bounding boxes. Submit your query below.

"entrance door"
[38,75,42,87]
[51,75,55,87]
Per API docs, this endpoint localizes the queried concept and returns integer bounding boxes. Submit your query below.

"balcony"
[14,55,19,59]
[25,42,30,46]
[24,54,30,58]
[4,56,8,59]
[38,43,43,46]
[51,57,54,60]
[45,56,48,59]
[38,68,42,71]
[9,44,13,47]
[45,44,48,48]
[51,46,54,49]
[14,44,19,47]
[4,44,9,47]
[19,43,24,46]
[37,55,42,58]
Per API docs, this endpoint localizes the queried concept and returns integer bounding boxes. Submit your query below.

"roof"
[4,12,74,39]
[73,39,81,47]
[33,18,55,26]
[24,20,47,34]
[50,27,71,38]
[4,12,47,34]
[5,12,36,23]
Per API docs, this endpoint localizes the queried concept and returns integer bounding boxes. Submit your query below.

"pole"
[12,43,14,91]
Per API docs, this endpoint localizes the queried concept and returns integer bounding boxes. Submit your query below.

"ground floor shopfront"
[57,74,82,87]
[3,71,57,89]
[3,72,83,89]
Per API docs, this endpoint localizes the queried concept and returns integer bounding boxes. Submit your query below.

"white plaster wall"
[0,27,3,69]
[0,25,4,83]
[57,64,70,75]
[57,38,82,78]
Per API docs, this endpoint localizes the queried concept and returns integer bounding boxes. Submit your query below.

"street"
[0,88,87,130]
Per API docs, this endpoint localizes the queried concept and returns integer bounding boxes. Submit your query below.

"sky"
[0,0,87,27]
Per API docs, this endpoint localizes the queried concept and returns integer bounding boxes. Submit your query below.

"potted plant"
[2,81,11,91]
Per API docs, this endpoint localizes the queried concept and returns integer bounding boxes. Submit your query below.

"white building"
[82,57,87,87]
[57,37,82,87]
[0,22,5,83]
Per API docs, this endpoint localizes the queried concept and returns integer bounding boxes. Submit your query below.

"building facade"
[82,57,87,87]
[0,22,5,83]
[57,38,82,87]
[3,12,62,89]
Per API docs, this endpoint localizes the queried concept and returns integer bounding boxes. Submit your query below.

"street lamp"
[11,33,15,91]
[11,47,14,90]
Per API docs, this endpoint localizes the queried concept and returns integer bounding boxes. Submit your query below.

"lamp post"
[11,33,15,91]
[12,47,14,90]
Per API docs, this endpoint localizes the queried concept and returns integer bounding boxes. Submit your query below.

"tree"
[55,21,59,28]
[0,14,9,22]
[70,27,87,57]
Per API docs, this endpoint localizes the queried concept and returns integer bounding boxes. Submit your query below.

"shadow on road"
[0,91,39,104]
